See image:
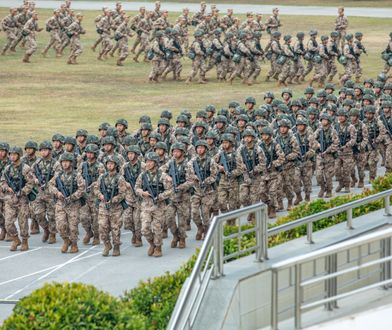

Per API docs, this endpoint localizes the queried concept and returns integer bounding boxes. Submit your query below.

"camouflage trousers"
[316,154,336,192]
[188,55,207,80]
[218,181,240,213]
[141,201,165,247]
[239,176,262,207]
[293,58,305,79]
[267,58,282,79]
[366,149,379,180]
[181,36,189,52]
[122,202,141,236]
[98,203,123,246]
[277,165,296,203]
[246,58,261,80]
[0,199,4,230]
[25,35,37,55]
[340,60,356,85]
[4,196,30,239]
[336,30,346,52]
[260,172,279,209]
[149,58,166,80]
[100,33,113,55]
[294,162,314,195]
[220,56,234,79]
[131,33,142,52]
[351,151,367,183]
[327,57,338,81]
[312,60,328,84]
[355,59,362,80]
[55,201,80,243]
[166,193,190,239]
[163,55,183,79]
[43,30,61,53]
[118,37,129,61]
[385,143,392,173]
[279,59,295,83]
[191,191,216,227]
[32,190,56,234]
[304,59,314,77]
[79,197,99,238]
[69,36,83,58]
[230,57,248,80]
[335,153,355,188]
[2,29,17,52]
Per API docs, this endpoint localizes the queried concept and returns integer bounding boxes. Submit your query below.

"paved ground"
[2,0,392,17]
[0,167,385,323]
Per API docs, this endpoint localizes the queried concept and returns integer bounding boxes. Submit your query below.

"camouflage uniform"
[97,14,113,59]
[293,33,306,83]
[382,37,392,77]
[133,14,152,62]
[0,151,10,240]
[42,12,62,56]
[115,19,132,66]
[350,112,368,188]
[278,36,295,85]
[266,33,282,81]
[148,32,166,82]
[1,10,20,55]
[327,33,340,82]
[304,34,318,77]
[66,15,85,64]
[335,12,348,51]
[22,14,41,62]
[340,36,357,86]
[186,33,207,84]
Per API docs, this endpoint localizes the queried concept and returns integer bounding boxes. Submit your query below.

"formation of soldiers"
[1,76,392,257]
[2,1,392,85]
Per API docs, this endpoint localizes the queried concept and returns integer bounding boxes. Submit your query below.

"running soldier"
[42,9,62,57]
[22,11,42,63]
[66,13,85,65]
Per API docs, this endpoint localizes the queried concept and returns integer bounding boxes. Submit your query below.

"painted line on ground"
[0,247,42,262]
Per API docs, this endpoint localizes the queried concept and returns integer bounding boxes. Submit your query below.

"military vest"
[240,145,260,171]
[58,171,78,195]
[142,170,165,196]
[100,173,121,198]
[276,133,293,156]
[193,156,212,181]
[35,158,56,186]
[335,123,351,147]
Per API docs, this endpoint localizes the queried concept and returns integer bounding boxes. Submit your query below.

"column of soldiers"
[1,78,392,256]
[3,2,392,84]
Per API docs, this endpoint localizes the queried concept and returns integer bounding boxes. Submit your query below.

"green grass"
[0,8,389,146]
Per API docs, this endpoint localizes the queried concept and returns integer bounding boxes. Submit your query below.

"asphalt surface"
[2,0,392,17]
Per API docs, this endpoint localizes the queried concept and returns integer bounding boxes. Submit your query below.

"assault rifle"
[169,161,180,193]
[241,148,254,179]
[56,176,71,206]
[193,159,206,191]
[100,177,113,210]
[220,152,232,179]
[82,162,92,192]
[142,172,158,204]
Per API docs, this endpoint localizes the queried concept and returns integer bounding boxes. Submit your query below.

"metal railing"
[270,227,392,329]
[168,203,268,330]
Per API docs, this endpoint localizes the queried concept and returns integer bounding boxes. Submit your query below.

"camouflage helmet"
[261,127,273,136]
[278,119,291,128]
[349,109,360,117]
[86,135,100,145]
[337,108,348,117]
[126,145,141,155]
[215,115,228,124]
[237,114,249,123]
[171,142,186,152]
[160,110,173,120]
[154,141,168,151]
[0,142,10,152]
[319,113,332,122]
[174,127,189,136]
[291,99,302,107]
[253,31,262,38]
[139,115,151,124]
[272,99,283,107]
[140,122,153,131]
[52,133,65,143]
[377,72,387,82]
[107,127,118,138]
[325,83,335,91]
[272,31,281,38]
[39,140,53,150]
[195,139,208,149]
[320,35,329,42]
[304,86,315,95]
[308,97,319,105]
[149,132,162,141]
[64,136,76,146]
[283,34,292,42]
[181,110,192,120]
[177,136,190,145]
[25,140,38,150]
[194,30,204,37]
[155,30,164,38]
[374,81,384,89]
[115,118,128,129]
[105,155,120,166]
[384,83,392,90]
[264,91,275,99]
[296,110,308,118]
[364,105,376,114]
[245,96,256,105]
[345,88,354,96]
[76,129,88,138]
[364,78,374,86]
[206,104,216,113]
[309,30,318,36]
[317,89,327,98]
[353,84,363,93]
[196,110,207,119]
[327,103,338,113]
[194,121,207,129]
[281,88,293,97]
[354,32,363,38]
[330,31,339,38]
[123,135,137,146]
[342,99,354,107]
[382,101,392,109]
[254,108,266,117]
[99,122,110,131]
[205,130,218,139]
[255,119,270,127]
[243,129,256,138]
[85,143,99,154]
[214,28,222,35]
[145,152,159,162]
[345,33,353,41]
[296,118,308,126]
[102,136,116,146]
[9,146,23,157]
[277,104,289,113]
[221,133,235,144]
[60,152,75,162]
[296,32,305,39]
[176,114,189,124]
[307,106,318,115]
[326,94,338,103]
[158,118,170,127]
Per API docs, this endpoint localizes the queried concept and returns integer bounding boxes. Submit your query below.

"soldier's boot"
[318,187,325,198]
[102,241,112,257]
[287,199,293,211]
[305,193,311,202]
[153,245,162,257]
[22,54,31,63]
[185,77,192,84]
[42,228,50,243]
[20,239,29,251]
[1,49,7,56]
[112,245,120,257]
[69,242,79,253]
[116,58,124,66]
[344,186,350,193]
[41,49,48,57]
[5,232,12,241]
[131,232,137,245]
[147,240,155,256]
[186,221,191,231]
[294,193,303,205]
[83,231,93,245]
[134,234,143,247]
[265,75,270,82]
[358,178,364,188]
[48,233,56,244]
[196,224,204,241]
[178,238,186,249]
[61,238,70,253]
[0,228,6,241]
[198,77,207,84]
[10,236,21,252]
[277,199,284,211]
[335,183,343,193]
[325,190,332,198]
[171,234,179,248]
[202,225,209,240]
[97,52,104,60]
[67,57,73,64]
[30,220,40,234]
[268,206,276,219]
[277,81,287,87]
[92,235,100,246]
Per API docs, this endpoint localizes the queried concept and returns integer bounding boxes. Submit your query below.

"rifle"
[241,148,254,179]
[82,162,92,192]
[295,133,308,163]
[124,166,137,198]
[4,172,21,197]
[220,152,232,179]
[319,129,326,156]
[142,172,158,204]
[100,176,113,210]
[55,176,71,206]
[380,115,392,139]
[169,160,180,193]
[193,159,206,191]
[34,164,46,189]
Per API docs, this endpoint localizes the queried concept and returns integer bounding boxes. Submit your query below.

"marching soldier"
[0,143,10,241]
[1,8,19,56]
[66,12,85,65]
[115,15,133,66]
[22,11,43,63]
[42,9,62,57]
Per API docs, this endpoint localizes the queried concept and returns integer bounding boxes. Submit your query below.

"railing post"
[271,269,279,330]
[256,207,268,262]
[346,208,354,230]
[212,218,221,279]
[381,237,392,290]
[307,222,314,244]
[219,220,224,276]
[294,264,302,330]
[384,196,392,216]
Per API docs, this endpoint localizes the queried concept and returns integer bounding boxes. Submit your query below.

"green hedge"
[3,174,392,330]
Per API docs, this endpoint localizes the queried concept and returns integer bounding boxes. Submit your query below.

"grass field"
[0,7,389,146]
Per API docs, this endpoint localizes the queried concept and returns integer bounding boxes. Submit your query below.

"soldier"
[95,156,127,257]
[79,144,104,246]
[340,34,356,86]
[52,133,65,161]
[353,32,366,83]
[350,109,368,188]
[91,7,107,52]
[327,31,340,82]
[1,8,20,55]
[266,31,283,82]
[278,35,295,86]
[314,114,339,198]
[66,13,85,65]
[1,147,35,251]
[97,10,113,60]
[122,146,144,247]
[228,31,252,85]
[42,9,62,57]
[191,2,207,27]
[186,31,207,84]
[151,1,162,22]
[133,11,152,63]
[265,7,281,46]
[22,11,42,63]
[220,8,235,31]
[10,4,30,52]
[148,31,166,83]
[162,142,192,248]
[49,153,85,253]
[109,10,126,57]
[135,152,173,257]
[98,136,125,168]
[31,141,58,244]
[310,35,329,87]
[304,30,318,78]
[0,143,10,241]
[381,32,392,78]
[335,109,357,193]
[162,28,183,81]
[293,32,306,83]
[335,7,348,52]
[59,9,75,55]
